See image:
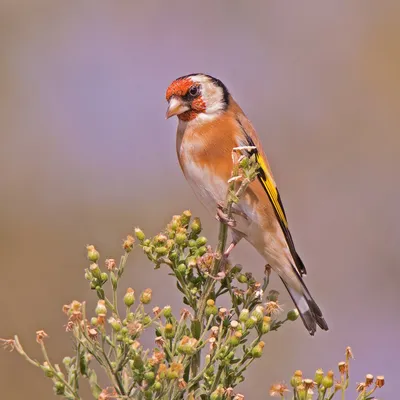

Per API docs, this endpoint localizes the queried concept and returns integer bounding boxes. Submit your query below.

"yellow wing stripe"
[256,154,288,229]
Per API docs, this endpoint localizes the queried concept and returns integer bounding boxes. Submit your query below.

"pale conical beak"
[166,97,190,119]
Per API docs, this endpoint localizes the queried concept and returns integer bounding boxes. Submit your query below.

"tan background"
[1,1,399,398]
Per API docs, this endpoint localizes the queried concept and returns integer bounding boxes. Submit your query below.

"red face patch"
[165,78,192,101]
[166,77,206,121]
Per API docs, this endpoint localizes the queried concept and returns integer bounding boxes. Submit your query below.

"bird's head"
[165,73,230,122]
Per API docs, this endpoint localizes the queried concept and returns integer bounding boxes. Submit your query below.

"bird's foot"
[215,203,236,227]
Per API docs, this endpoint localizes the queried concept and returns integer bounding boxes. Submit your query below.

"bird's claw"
[216,206,236,227]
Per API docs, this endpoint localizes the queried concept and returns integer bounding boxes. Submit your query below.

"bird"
[165,73,328,335]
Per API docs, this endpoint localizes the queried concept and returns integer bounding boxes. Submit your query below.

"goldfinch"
[165,73,328,335]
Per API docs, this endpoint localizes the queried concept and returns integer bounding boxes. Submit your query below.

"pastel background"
[1,1,399,398]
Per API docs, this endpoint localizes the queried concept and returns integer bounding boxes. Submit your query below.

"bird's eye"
[189,85,200,97]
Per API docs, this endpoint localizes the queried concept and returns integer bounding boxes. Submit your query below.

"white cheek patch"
[189,75,225,116]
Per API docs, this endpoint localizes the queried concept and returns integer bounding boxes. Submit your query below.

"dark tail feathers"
[280,278,328,335]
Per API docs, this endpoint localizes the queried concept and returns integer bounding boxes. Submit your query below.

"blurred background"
[1,1,399,398]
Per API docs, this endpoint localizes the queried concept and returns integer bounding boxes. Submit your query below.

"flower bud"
[237,274,247,283]
[231,264,242,275]
[89,263,101,280]
[239,309,250,322]
[175,232,187,246]
[100,272,108,283]
[261,317,271,334]
[86,245,99,262]
[245,316,258,329]
[180,210,192,226]
[163,305,172,318]
[291,370,303,388]
[176,263,186,274]
[124,288,135,307]
[314,368,324,385]
[322,370,334,389]
[155,246,168,256]
[287,309,299,321]
[41,362,54,378]
[62,357,72,367]
[186,257,197,268]
[144,371,155,384]
[229,331,242,346]
[134,227,145,241]
[108,317,122,332]
[210,386,225,400]
[197,246,207,256]
[251,305,264,322]
[190,217,202,234]
[140,288,152,304]
[53,381,65,395]
[164,323,175,339]
[196,236,207,247]
[205,300,218,317]
[251,341,265,358]
[267,289,279,302]
[95,300,107,316]
[143,314,151,326]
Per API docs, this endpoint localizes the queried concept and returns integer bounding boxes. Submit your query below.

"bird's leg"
[224,240,239,257]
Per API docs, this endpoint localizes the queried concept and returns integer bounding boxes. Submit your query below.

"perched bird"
[165,73,328,335]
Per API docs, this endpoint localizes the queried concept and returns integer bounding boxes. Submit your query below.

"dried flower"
[155,336,165,348]
[345,346,354,360]
[123,235,135,252]
[127,321,143,336]
[178,378,187,390]
[152,306,162,317]
[303,379,314,390]
[98,387,118,400]
[105,259,116,271]
[87,327,98,340]
[376,375,385,388]
[265,301,283,316]
[150,349,165,365]
[269,382,289,397]
[356,382,366,393]
[36,330,49,344]
[338,361,347,374]
[180,308,191,320]
[140,288,152,304]
[364,374,374,386]
[0,338,15,352]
